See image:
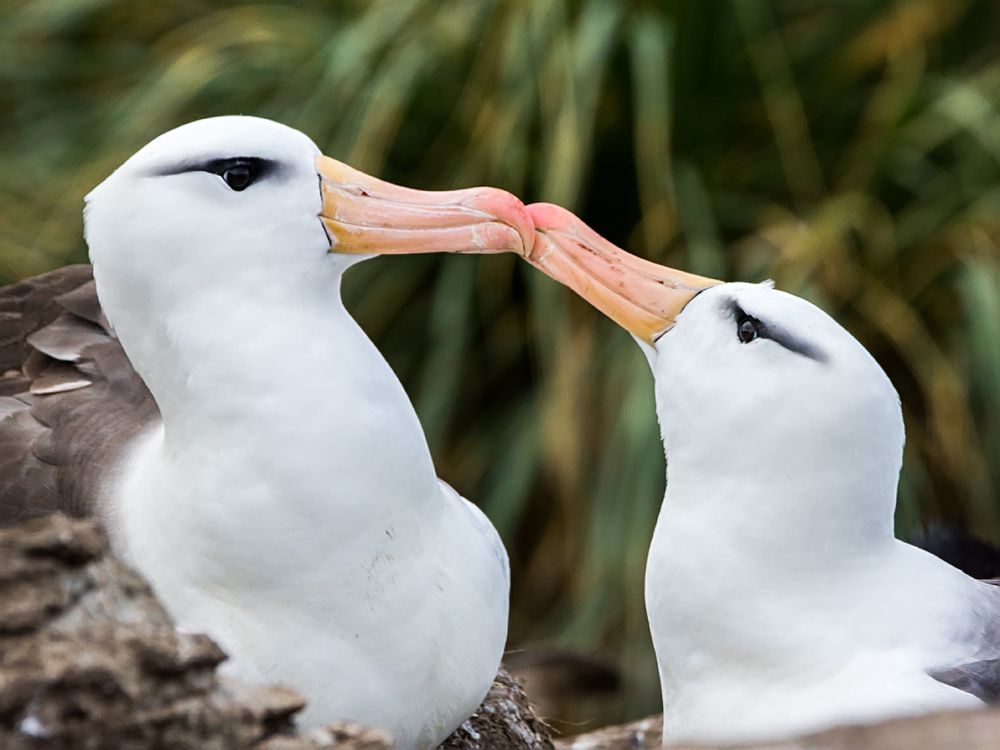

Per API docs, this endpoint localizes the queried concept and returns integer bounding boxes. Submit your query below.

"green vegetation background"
[3,0,1000,726]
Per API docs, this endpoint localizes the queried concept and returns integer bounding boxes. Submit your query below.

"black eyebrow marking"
[727,299,828,363]
[152,156,279,179]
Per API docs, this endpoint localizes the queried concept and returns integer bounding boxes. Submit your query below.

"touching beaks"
[317,157,717,342]
[524,203,722,343]
[317,155,535,258]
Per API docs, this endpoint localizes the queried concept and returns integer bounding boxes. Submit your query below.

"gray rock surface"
[0,514,551,749]
[554,708,1000,750]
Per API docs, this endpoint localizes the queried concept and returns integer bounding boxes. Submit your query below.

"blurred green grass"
[3,0,1000,725]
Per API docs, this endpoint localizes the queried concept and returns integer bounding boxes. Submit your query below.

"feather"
[0,265,159,525]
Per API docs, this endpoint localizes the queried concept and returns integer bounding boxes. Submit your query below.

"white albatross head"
[649,282,903,533]
[525,203,904,545]
[84,115,534,337]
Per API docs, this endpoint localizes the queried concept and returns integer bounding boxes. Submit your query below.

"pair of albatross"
[1,116,997,747]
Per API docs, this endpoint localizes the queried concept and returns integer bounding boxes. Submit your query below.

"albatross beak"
[525,203,722,343]
[317,155,534,258]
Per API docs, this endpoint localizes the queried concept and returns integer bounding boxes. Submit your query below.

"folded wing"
[0,265,159,525]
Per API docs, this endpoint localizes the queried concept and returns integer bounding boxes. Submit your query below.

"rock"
[257,722,394,750]
[554,708,1000,749]
[554,714,661,750]
[0,514,552,749]
[440,669,552,750]
[0,514,308,750]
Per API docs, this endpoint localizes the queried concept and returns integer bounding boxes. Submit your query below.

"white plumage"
[643,282,1000,745]
[518,202,1000,747]
[81,116,510,749]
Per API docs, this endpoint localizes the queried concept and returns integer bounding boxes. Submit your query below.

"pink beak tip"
[477,189,537,258]
[526,202,576,230]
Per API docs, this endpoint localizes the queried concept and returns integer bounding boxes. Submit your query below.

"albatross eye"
[196,157,272,192]
[222,164,254,191]
[737,314,759,344]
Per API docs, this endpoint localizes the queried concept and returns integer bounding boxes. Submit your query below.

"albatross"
[0,116,536,750]
[523,203,1000,745]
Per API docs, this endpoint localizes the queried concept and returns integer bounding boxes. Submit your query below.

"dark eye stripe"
[152,156,278,179]
[729,300,827,363]
[200,157,275,180]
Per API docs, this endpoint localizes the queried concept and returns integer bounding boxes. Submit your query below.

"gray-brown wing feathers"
[0,265,159,525]
[929,580,1000,703]
[930,660,1000,702]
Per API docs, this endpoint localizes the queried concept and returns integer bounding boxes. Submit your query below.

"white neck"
[101,261,442,573]
[98,262,509,747]
[647,429,921,745]
[662,454,896,570]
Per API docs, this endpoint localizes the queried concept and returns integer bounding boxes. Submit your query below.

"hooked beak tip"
[317,154,534,258]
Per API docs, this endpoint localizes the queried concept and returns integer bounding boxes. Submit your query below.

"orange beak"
[318,155,534,258]
[524,203,722,342]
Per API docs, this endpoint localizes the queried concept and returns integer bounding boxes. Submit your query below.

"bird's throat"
[109,279,443,581]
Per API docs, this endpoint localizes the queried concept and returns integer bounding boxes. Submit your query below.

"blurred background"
[3,0,1000,733]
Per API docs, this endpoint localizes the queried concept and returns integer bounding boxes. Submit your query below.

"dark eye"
[737,314,759,343]
[222,163,254,191]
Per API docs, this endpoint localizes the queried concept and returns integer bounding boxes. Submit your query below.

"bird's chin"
[632,334,659,371]
[323,245,375,272]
